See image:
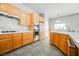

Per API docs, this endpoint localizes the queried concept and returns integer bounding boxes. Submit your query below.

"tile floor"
[3,38,64,56]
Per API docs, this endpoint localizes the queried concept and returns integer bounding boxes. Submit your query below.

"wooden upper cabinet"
[26,13,33,25]
[0,3,12,14]
[33,12,39,24]
[20,11,27,25]
[11,5,20,17]
[39,16,44,23]
[0,3,20,17]
[20,12,34,26]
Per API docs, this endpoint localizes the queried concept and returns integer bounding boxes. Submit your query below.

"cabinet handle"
[67,39,76,48]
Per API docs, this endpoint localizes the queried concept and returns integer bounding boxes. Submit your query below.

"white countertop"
[50,31,79,48]
[0,31,33,35]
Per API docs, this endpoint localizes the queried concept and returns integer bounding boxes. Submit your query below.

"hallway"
[3,38,64,56]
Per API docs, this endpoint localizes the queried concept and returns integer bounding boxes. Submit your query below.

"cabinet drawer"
[59,34,67,39]
[23,32,33,36]
[0,34,12,39]
[11,5,20,16]
[0,3,12,14]
[23,36,33,41]
[13,33,22,37]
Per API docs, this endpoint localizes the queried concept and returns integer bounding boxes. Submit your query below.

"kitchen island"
[50,31,79,56]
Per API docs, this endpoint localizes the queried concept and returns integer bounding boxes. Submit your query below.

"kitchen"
[0,3,79,56]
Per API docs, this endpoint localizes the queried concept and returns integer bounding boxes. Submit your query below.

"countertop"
[50,31,79,48]
[0,31,33,35]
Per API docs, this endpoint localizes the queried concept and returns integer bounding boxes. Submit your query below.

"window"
[54,21,67,31]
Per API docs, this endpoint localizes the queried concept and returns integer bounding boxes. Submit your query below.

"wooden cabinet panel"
[39,22,45,40]
[20,11,27,25]
[0,3,12,14]
[20,12,33,26]
[60,39,67,54]
[33,13,39,24]
[55,34,60,47]
[23,32,33,36]
[50,33,56,45]
[13,37,22,49]
[13,33,22,49]
[26,13,32,25]
[39,16,44,23]
[50,32,70,55]
[50,32,53,44]
[51,33,60,47]
[40,32,45,40]
[11,5,20,16]
[23,32,33,45]
[0,38,12,54]
[78,49,79,56]
[23,36,33,45]
[59,34,67,54]
[0,34,12,39]
[0,3,20,17]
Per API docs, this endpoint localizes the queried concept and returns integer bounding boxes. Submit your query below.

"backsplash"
[0,14,29,33]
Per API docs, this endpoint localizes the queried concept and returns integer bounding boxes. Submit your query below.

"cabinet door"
[60,38,67,54]
[11,5,20,17]
[0,3,12,14]
[13,36,22,49]
[51,33,56,46]
[59,39,64,52]
[78,49,79,56]
[20,11,27,25]
[29,13,34,31]
[50,33,53,44]
[33,13,39,24]
[23,33,33,46]
[40,22,45,40]
[63,40,67,54]
[23,35,33,45]
[26,13,32,25]
[55,34,60,48]
[0,39,12,54]
[39,16,44,23]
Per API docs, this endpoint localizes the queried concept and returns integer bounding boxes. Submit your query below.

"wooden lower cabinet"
[50,32,74,56]
[40,32,45,40]
[12,33,22,49]
[0,32,34,55]
[23,32,34,45]
[60,39,67,54]
[78,49,79,56]
[50,32,53,45]
[50,33,57,46]
[0,38,12,54]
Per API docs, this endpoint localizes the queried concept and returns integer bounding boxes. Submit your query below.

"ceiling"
[23,3,79,18]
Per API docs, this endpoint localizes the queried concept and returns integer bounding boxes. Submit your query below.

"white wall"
[45,14,49,38]
[49,13,79,32]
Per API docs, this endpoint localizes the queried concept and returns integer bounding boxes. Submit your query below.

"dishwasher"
[68,38,78,56]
